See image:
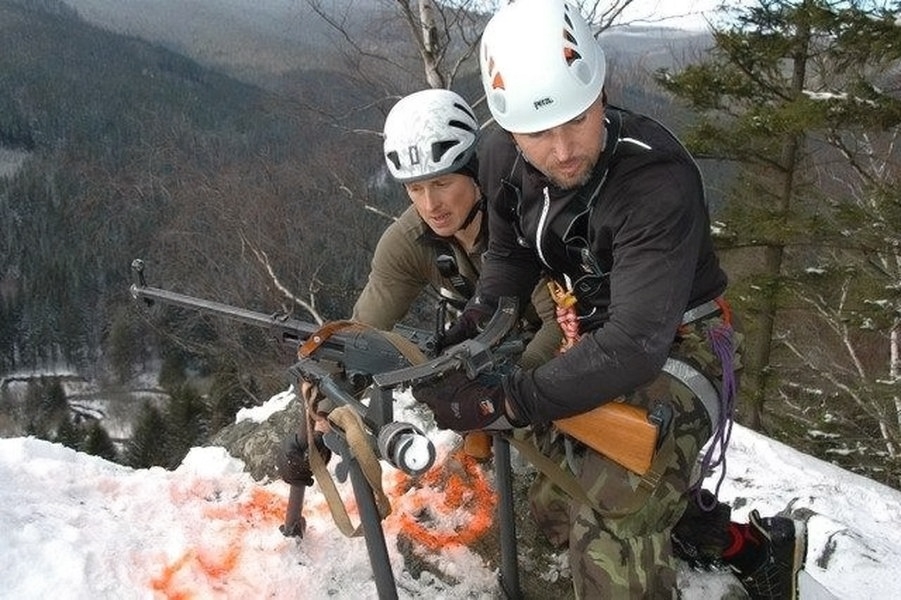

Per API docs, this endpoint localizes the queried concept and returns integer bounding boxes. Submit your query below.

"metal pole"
[494,434,522,599]
[347,455,399,600]
[281,484,306,537]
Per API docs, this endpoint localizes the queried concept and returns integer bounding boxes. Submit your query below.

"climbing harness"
[537,279,737,514]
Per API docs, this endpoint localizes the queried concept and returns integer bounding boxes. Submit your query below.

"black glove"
[440,298,495,349]
[276,431,331,487]
[412,370,525,432]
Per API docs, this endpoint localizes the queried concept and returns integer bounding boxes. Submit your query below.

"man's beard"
[545,143,603,191]
[551,173,590,190]
[547,161,594,190]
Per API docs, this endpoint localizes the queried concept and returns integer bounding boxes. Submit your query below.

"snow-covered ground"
[2,387,900,599]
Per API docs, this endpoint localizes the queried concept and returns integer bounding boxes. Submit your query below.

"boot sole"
[790,519,808,600]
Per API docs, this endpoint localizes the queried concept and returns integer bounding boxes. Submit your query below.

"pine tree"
[208,363,252,433]
[657,0,901,482]
[124,402,169,469]
[163,384,210,469]
[83,420,119,462]
[658,0,901,417]
[54,415,83,451]
[24,377,68,439]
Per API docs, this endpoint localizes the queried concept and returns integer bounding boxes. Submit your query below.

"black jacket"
[477,106,728,424]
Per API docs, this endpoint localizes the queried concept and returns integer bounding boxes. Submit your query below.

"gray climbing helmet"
[383,89,479,183]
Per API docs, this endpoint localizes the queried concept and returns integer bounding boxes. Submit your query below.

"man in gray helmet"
[354,88,560,371]
[412,1,806,598]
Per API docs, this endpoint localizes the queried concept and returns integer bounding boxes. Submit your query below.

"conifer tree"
[54,415,83,451]
[83,420,119,462]
[163,384,210,469]
[657,0,901,447]
[124,403,169,469]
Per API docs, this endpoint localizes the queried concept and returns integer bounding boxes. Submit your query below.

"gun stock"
[553,402,659,475]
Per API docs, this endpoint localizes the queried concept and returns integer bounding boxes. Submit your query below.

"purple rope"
[693,321,736,512]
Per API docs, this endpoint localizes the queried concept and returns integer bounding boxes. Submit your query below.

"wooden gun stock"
[553,402,659,475]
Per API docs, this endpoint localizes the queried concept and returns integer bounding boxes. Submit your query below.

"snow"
[2,387,900,600]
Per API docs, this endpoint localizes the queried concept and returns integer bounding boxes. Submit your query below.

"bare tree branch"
[240,233,326,325]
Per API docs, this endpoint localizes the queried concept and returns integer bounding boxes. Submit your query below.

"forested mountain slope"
[1,0,393,399]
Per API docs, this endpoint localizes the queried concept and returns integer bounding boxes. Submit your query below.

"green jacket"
[352,204,561,369]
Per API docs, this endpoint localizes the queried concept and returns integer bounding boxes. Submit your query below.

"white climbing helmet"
[479,0,606,134]
[382,89,479,183]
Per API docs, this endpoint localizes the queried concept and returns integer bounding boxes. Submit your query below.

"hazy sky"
[616,0,726,30]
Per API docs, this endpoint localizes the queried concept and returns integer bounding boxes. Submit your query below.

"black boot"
[725,510,807,600]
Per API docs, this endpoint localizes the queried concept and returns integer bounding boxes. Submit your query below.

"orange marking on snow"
[151,551,194,598]
[388,450,497,552]
[195,544,241,579]
[152,451,498,597]
[150,483,289,599]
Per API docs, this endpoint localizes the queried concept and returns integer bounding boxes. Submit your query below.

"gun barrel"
[127,281,359,362]
[130,283,312,339]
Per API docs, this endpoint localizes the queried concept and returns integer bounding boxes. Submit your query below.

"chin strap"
[457,194,484,233]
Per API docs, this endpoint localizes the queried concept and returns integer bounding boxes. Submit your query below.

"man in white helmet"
[354,87,560,370]
[412,1,806,598]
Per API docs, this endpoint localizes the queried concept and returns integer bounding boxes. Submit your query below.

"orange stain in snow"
[387,450,497,552]
[151,452,497,597]
[150,484,288,599]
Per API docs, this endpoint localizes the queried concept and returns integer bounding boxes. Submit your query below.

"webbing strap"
[328,406,392,518]
[379,330,429,365]
[305,407,390,539]
[681,299,720,325]
[662,358,721,431]
[299,320,428,537]
[506,428,676,519]
[505,434,597,511]
[306,412,364,537]
[298,319,358,358]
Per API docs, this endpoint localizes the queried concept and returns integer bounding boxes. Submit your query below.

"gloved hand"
[412,370,526,432]
[277,431,331,487]
[300,379,333,433]
[440,299,495,349]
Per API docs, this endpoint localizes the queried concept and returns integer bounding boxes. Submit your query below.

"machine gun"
[127,259,524,599]
[128,258,667,599]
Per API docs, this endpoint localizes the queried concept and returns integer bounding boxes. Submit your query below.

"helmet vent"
[386,151,401,171]
[453,104,477,122]
[564,45,582,66]
[449,118,476,134]
[431,140,460,163]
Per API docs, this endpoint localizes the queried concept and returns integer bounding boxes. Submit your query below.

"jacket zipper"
[536,186,552,270]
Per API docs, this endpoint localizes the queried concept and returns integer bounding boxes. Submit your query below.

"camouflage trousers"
[528,313,737,599]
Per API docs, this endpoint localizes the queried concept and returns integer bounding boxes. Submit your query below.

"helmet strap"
[459,194,485,233]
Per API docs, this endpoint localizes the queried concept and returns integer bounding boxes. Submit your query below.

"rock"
[208,395,302,482]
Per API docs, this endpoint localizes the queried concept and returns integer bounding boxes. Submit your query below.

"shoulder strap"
[432,238,475,302]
